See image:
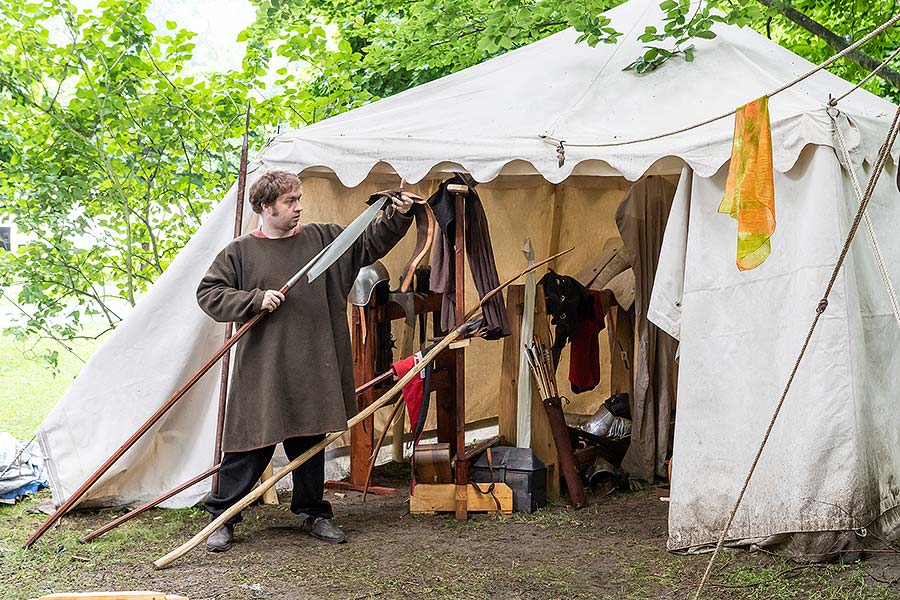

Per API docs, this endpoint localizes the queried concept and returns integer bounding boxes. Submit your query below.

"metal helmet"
[349,260,390,306]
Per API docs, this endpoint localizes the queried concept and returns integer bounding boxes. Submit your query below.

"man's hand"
[390,191,420,214]
[261,289,285,312]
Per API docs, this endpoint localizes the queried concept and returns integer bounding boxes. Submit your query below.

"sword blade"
[292,198,387,288]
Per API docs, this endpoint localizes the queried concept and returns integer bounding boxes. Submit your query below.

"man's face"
[263,183,303,231]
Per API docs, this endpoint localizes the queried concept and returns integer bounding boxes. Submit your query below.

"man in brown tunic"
[197,170,414,551]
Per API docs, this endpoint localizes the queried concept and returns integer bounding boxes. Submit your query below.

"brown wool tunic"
[197,212,413,452]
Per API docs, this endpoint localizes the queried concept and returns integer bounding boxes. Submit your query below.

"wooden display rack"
[334,183,479,519]
[326,290,443,497]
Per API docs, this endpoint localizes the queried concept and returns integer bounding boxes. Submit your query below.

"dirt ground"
[4,466,900,600]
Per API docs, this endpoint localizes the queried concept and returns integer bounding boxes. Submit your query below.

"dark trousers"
[204,435,332,525]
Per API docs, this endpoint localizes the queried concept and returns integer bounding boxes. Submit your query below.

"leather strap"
[368,190,436,294]
[399,202,435,293]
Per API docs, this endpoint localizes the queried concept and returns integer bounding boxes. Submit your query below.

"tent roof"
[257,0,897,186]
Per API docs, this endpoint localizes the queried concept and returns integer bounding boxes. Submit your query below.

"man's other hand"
[261,290,285,312]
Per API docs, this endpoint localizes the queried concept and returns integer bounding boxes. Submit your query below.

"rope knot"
[817,299,829,314]
[556,140,566,168]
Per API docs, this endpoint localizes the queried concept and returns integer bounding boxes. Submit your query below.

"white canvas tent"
[38,0,900,556]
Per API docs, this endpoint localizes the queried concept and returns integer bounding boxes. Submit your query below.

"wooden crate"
[409,483,513,515]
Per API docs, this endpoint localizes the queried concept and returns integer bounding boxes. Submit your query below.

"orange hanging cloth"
[719,95,776,271]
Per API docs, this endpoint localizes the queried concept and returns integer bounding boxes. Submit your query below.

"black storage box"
[471,446,547,513]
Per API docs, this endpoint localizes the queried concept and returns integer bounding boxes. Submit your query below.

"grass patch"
[0,489,208,599]
[0,320,107,439]
[691,558,900,600]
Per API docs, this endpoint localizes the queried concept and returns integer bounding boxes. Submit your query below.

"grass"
[0,490,208,600]
[3,487,900,600]
[0,315,107,440]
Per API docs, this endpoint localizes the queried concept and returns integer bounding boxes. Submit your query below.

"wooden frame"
[410,483,513,515]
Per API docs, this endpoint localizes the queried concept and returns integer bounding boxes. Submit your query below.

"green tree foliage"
[624,0,900,99]
[0,0,253,365]
[0,0,897,369]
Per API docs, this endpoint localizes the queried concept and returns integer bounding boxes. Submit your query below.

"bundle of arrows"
[524,336,559,401]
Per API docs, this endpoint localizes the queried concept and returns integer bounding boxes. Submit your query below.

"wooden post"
[443,183,469,521]
[498,285,524,445]
[260,461,278,505]
[212,103,251,494]
[350,304,377,486]
[546,184,564,272]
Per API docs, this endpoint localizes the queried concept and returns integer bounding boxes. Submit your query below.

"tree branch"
[756,0,900,90]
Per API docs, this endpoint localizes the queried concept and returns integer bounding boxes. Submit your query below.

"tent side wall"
[37,173,265,509]
[841,158,900,541]
[661,144,900,554]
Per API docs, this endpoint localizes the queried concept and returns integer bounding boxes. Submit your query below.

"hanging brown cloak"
[616,176,679,482]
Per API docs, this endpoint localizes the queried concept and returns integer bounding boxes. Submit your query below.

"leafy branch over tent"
[0,0,897,369]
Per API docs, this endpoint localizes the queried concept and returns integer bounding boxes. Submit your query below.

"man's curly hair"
[249,171,301,214]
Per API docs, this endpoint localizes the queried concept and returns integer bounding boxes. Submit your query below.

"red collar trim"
[251,223,302,239]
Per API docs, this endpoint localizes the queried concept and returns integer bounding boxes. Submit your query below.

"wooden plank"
[530,288,560,500]
[409,483,513,515]
[350,305,376,486]
[452,188,468,521]
[463,434,502,462]
[546,185,564,272]
[36,594,187,600]
[448,338,471,350]
[260,460,278,505]
[497,285,525,445]
[323,480,396,496]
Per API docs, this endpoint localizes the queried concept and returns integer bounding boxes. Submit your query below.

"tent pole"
[212,102,251,495]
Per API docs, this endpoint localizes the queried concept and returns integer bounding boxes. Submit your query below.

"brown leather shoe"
[300,515,347,544]
[206,523,235,552]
